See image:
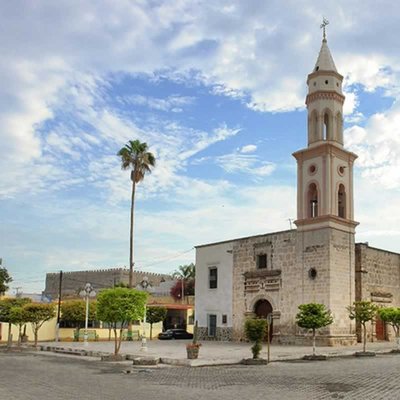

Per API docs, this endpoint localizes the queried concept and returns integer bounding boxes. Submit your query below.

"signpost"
[266,313,273,363]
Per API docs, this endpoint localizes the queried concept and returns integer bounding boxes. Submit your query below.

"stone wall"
[197,327,233,341]
[328,228,356,339]
[355,243,400,341]
[44,268,172,299]
[232,229,298,341]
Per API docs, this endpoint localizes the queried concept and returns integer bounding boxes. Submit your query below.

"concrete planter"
[186,345,200,359]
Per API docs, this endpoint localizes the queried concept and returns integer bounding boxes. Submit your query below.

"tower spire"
[320,17,329,42]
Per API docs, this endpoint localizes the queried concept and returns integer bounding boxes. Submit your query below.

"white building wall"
[195,241,233,339]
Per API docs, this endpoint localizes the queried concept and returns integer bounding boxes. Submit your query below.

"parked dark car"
[158,329,193,340]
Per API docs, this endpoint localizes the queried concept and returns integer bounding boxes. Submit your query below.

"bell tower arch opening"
[307,183,319,218]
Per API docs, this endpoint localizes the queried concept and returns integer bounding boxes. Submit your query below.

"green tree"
[117,140,156,288]
[61,300,97,335]
[378,307,400,351]
[146,306,167,339]
[0,298,31,346]
[9,306,30,346]
[348,300,378,353]
[24,303,56,346]
[0,266,12,295]
[97,287,147,355]
[296,303,333,356]
[244,318,267,359]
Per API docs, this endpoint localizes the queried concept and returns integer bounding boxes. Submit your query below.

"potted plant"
[186,321,201,359]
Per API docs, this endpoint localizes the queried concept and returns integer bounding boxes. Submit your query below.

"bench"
[73,330,99,342]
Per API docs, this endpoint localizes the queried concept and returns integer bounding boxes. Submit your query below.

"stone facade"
[196,229,400,346]
[231,230,296,342]
[44,268,173,299]
[356,243,400,341]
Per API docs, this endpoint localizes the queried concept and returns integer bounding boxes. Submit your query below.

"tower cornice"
[306,91,345,106]
[292,142,358,163]
[294,214,359,233]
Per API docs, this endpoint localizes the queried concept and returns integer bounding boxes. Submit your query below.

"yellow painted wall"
[0,319,166,343]
[58,321,164,341]
[0,302,195,342]
[0,317,57,343]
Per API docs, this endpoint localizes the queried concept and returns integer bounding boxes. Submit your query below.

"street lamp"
[79,283,96,347]
[140,277,149,352]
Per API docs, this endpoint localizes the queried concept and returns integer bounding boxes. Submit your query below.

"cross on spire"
[320,17,329,41]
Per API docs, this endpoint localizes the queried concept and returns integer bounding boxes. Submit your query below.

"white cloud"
[240,144,257,153]
[345,100,400,189]
[119,94,194,112]
[194,149,276,178]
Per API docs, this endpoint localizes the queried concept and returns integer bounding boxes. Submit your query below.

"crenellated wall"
[44,268,173,299]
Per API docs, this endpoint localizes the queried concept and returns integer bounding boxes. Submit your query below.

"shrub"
[244,318,267,359]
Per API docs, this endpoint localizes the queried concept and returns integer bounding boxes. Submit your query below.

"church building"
[195,32,400,346]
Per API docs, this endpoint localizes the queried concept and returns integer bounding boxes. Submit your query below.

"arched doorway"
[254,299,273,342]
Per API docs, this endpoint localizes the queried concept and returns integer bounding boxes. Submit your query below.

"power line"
[139,247,195,269]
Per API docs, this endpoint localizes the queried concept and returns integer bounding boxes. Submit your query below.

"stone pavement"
[38,339,399,366]
[1,351,400,399]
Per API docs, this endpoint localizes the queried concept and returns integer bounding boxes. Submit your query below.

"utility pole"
[55,270,63,342]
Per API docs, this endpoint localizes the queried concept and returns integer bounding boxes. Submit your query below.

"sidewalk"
[38,339,399,366]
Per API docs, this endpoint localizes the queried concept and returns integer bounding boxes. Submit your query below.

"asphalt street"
[0,351,399,399]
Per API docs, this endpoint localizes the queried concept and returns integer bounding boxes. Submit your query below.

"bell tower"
[293,21,358,232]
[292,21,358,345]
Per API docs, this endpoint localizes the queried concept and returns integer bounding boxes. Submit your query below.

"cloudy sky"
[1,1,400,293]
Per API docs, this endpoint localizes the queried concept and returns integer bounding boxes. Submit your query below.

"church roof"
[313,39,337,72]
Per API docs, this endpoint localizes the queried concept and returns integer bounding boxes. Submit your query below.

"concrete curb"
[31,344,400,367]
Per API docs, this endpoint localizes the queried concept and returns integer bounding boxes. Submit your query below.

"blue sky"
[1,1,400,293]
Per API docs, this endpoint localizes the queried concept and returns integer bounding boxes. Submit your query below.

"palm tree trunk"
[129,173,136,288]
[127,173,136,340]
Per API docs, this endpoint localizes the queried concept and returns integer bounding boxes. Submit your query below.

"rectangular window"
[257,254,267,269]
[209,267,218,289]
[208,314,217,337]
[222,314,227,324]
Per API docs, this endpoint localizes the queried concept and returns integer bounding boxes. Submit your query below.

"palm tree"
[171,263,196,302]
[172,263,196,280]
[117,140,156,287]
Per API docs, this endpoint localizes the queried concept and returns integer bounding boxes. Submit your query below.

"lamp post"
[141,277,149,352]
[79,283,96,347]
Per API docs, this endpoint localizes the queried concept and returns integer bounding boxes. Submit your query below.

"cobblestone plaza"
[1,351,399,399]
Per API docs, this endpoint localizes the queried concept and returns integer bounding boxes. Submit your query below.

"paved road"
[0,351,399,399]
